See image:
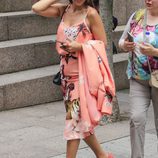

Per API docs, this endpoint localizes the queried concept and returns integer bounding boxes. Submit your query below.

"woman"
[119,0,158,157]
[32,0,115,158]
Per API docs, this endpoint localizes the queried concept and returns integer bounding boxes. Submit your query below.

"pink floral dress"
[56,6,94,140]
[56,5,115,140]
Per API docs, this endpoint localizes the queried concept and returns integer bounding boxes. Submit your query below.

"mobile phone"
[60,45,67,49]
[55,40,64,45]
[56,40,67,49]
[127,31,134,42]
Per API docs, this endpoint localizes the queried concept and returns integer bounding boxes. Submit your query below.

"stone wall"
[0,0,143,110]
[113,0,145,25]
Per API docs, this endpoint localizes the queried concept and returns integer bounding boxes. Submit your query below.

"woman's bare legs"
[66,139,80,158]
[84,134,108,158]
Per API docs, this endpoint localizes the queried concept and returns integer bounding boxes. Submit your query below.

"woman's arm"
[118,13,136,52]
[88,8,107,47]
[32,0,67,17]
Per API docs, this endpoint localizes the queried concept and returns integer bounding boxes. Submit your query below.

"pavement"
[0,89,157,158]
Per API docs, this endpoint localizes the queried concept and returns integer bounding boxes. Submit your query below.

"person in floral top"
[119,0,158,158]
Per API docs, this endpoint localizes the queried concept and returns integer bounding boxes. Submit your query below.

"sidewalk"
[0,90,157,158]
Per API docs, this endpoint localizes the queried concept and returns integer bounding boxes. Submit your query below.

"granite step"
[0,0,144,26]
[0,11,60,41]
[0,52,129,111]
[0,65,62,111]
[0,0,67,12]
[0,0,33,12]
[0,24,125,75]
[0,35,60,74]
[113,53,129,90]
[0,25,126,75]
[113,0,144,25]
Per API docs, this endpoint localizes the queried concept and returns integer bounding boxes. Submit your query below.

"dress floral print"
[56,10,94,140]
[60,23,90,103]
[56,5,115,140]
[65,99,80,120]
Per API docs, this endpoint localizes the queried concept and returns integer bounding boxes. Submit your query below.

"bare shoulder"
[87,7,99,21]
[86,6,106,44]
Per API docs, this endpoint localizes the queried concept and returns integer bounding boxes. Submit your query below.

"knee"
[130,113,146,127]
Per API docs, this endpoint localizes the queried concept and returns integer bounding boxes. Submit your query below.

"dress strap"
[61,4,71,20]
[83,7,91,32]
[84,7,89,20]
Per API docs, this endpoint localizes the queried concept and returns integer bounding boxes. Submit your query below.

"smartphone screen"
[127,32,134,42]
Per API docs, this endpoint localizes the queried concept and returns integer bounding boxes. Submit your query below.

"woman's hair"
[69,0,99,12]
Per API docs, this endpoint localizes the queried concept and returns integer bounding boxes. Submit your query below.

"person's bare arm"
[118,12,135,52]
[32,0,67,17]
[88,8,107,47]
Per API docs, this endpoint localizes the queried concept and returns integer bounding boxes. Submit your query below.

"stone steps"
[0,0,33,12]
[113,53,129,90]
[0,35,60,74]
[0,53,129,111]
[0,0,144,25]
[0,65,62,111]
[0,23,127,111]
[113,0,144,25]
[0,0,142,111]
[0,0,67,12]
[0,24,125,75]
[0,11,60,41]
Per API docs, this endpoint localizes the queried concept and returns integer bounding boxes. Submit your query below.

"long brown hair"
[69,0,99,12]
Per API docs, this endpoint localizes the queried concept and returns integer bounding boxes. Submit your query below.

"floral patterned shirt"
[119,9,158,80]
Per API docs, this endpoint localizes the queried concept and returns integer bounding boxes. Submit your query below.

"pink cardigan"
[78,40,115,129]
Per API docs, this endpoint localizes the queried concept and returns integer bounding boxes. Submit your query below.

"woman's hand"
[61,40,82,53]
[139,43,158,57]
[123,38,136,52]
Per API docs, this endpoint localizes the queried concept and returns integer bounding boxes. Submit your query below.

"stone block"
[34,42,60,67]
[8,14,60,40]
[0,0,32,12]
[114,58,129,90]
[0,0,5,12]
[0,0,68,12]
[4,76,62,110]
[113,0,127,25]
[126,0,145,20]
[0,17,8,41]
[0,45,34,74]
[113,0,144,25]
[0,40,60,74]
[0,16,57,74]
